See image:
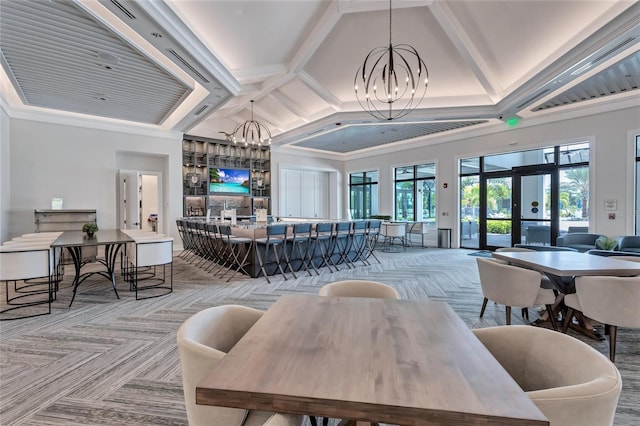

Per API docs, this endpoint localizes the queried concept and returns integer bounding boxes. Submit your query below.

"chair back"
[475,257,541,307]
[574,275,640,328]
[315,222,334,234]
[384,223,406,238]
[318,280,399,299]
[473,325,621,426]
[266,224,287,237]
[0,246,52,280]
[177,305,264,426]
[132,237,173,267]
[617,235,640,252]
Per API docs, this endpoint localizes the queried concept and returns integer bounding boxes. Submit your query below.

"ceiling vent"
[572,37,637,76]
[516,89,551,109]
[110,0,136,19]
[167,49,210,84]
[193,104,210,116]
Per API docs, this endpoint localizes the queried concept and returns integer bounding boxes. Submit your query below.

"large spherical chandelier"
[354,0,429,121]
[231,100,272,146]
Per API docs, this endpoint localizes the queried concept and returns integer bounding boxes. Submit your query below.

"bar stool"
[255,224,290,283]
[350,221,369,266]
[309,222,335,274]
[218,225,253,281]
[364,220,382,264]
[287,223,314,277]
[331,222,355,270]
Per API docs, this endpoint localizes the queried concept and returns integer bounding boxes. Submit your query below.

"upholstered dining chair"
[474,325,621,426]
[476,257,557,328]
[318,280,399,299]
[177,305,303,426]
[563,275,640,362]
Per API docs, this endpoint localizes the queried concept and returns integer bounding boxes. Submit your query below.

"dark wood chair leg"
[506,305,511,325]
[479,297,488,317]
[608,324,617,362]
[545,304,557,330]
[562,307,574,333]
[521,307,529,321]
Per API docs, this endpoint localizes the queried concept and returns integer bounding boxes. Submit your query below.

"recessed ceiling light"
[151,32,163,38]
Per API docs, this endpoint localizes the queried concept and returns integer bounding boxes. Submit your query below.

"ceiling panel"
[0,0,192,124]
[293,120,489,153]
[533,51,640,112]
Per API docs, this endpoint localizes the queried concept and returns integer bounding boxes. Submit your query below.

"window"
[349,171,379,219]
[394,163,436,223]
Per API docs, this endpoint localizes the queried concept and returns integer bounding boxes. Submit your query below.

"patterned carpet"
[1,247,638,425]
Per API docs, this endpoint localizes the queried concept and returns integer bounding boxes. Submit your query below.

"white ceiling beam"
[269,91,310,123]
[232,64,288,85]
[428,1,502,101]
[297,71,342,111]
[288,0,343,72]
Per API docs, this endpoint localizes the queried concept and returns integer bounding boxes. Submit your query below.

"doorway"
[482,169,557,249]
[117,170,163,233]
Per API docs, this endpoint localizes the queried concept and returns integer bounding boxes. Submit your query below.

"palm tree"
[564,167,589,218]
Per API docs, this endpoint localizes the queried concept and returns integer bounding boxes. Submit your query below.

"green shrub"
[487,220,511,234]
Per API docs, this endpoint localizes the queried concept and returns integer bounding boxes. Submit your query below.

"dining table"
[492,250,640,338]
[196,294,549,425]
[50,230,134,307]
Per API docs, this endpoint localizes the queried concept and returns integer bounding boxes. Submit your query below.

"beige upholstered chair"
[176,305,303,426]
[563,275,640,362]
[474,325,621,426]
[318,280,399,299]
[476,257,557,328]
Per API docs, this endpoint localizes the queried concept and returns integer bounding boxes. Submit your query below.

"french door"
[481,167,558,249]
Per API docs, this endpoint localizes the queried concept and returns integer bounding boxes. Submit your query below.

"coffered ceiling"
[1,0,639,157]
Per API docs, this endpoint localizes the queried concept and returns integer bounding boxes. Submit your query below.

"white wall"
[6,117,182,242]
[344,107,640,247]
[0,107,10,242]
[3,105,638,250]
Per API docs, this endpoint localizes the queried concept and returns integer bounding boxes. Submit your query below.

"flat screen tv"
[209,167,250,194]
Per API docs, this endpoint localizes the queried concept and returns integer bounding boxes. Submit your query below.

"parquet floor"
[1,248,638,425]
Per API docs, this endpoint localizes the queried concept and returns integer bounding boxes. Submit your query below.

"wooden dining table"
[196,294,549,425]
[492,251,640,338]
[491,251,640,281]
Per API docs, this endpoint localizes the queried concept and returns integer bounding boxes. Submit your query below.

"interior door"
[119,170,141,229]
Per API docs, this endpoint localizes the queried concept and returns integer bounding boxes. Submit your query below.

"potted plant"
[82,222,98,238]
[596,236,618,251]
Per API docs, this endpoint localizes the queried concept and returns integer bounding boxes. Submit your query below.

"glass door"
[482,170,557,249]
[483,176,513,248]
[516,172,553,247]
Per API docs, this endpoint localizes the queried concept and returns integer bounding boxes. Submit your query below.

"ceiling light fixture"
[354,0,429,121]
[231,100,272,147]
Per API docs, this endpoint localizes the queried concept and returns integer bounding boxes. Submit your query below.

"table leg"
[67,246,82,307]
[103,243,122,299]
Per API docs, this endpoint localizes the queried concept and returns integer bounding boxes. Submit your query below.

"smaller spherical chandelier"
[354,0,429,121]
[231,100,272,146]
